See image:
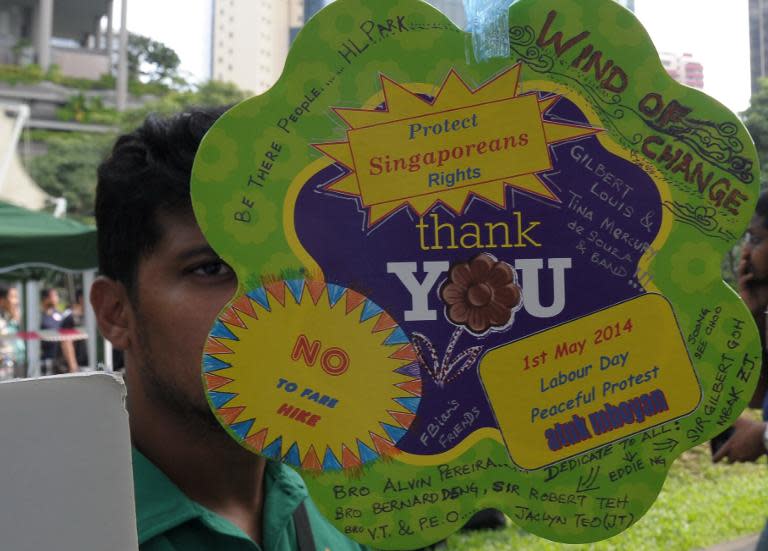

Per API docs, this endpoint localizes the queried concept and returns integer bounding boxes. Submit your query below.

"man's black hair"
[40,288,55,301]
[0,285,9,301]
[95,106,229,295]
[756,190,768,229]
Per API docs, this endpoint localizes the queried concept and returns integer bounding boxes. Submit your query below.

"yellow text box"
[479,294,701,470]
[347,95,551,206]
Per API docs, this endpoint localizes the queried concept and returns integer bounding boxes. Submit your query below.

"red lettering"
[322,347,350,376]
[641,135,663,160]
[276,403,321,427]
[291,334,321,366]
[536,10,590,57]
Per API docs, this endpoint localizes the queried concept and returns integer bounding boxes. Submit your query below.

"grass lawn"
[447,445,768,551]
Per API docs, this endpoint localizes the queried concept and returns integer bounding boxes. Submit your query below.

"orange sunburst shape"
[313,65,602,227]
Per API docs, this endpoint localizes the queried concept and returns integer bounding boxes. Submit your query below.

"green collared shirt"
[133,448,368,551]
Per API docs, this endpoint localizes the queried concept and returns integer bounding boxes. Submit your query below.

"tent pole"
[13,281,23,377]
[83,270,97,372]
[25,280,40,378]
[104,339,113,372]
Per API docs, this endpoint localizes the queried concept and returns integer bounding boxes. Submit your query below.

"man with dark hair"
[61,289,88,368]
[714,190,768,550]
[715,191,768,463]
[40,288,60,367]
[40,287,78,374]
[90,107,367,550]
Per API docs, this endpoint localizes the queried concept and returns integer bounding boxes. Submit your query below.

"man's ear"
[90,276,134,350]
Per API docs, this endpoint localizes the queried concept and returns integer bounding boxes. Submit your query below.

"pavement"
[702,534,760,551]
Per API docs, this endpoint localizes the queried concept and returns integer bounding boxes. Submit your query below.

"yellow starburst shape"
[203,279,422,471]
[314,65,601,226]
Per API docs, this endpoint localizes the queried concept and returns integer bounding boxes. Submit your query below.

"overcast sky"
[635,0,750,114]
[116,0,212,85]
[117,0,752,115]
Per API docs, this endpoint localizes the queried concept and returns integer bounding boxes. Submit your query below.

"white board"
[0,373,138,550]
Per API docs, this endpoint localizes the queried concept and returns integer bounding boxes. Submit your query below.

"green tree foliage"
[28,80,251,220]
[119,80,249,131]
[127,32,183,88]
[27,132,114,221]
[743,79,768,185]
[721,84,768,282]
[193,80,250,106]
[56,93,118,124]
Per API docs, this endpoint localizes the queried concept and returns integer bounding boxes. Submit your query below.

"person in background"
[40,288,62,374]
[0,285,21,379]
[714,191,768,551]
[90,107,368,550]
[61,289,88,369]
[40,288,77,374]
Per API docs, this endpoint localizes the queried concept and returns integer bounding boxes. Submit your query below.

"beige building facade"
[211,0,305,95]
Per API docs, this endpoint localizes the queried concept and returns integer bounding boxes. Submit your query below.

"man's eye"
[745,232,765,246]
[191,261,232,277]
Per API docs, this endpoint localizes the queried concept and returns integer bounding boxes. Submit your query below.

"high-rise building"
[750,0,768,94]
[211,0,298,94]
[211,0,335,95]
[305,0,327,21]
[659,52,705,90]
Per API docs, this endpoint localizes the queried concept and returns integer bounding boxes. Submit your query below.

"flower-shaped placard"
[190,0,761,547]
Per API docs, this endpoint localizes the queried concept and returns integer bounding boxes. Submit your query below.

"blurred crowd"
[0,285,22,379]
[0,285,90,380]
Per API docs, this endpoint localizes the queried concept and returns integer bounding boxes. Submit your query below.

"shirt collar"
[132,447,202,544]
[262,459,308,548]
[132,447,309,547]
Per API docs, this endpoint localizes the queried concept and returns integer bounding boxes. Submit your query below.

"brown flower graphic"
[411,253,522,387]
[440,253,522,334]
